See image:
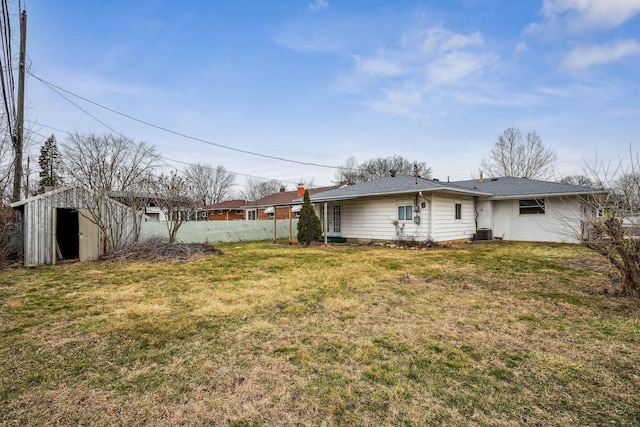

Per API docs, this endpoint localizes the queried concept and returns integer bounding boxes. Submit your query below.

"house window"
[519,199,545,215]
[455,203,462,220]
[247,210,256,220]
[398,205,413,221]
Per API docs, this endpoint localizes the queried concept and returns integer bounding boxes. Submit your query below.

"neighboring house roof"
[453,176,605,199]
[304,174,489,203]
[244,186,340,208]
[202,199,248,210]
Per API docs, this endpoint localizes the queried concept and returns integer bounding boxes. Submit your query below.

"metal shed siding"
[19,187,140,266]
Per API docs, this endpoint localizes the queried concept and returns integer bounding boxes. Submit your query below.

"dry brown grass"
[1,241,639,426]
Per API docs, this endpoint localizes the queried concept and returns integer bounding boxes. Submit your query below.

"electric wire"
[26,119,302,186]
[30,72,341,170]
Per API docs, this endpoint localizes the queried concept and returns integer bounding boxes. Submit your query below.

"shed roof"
[10,185,146,217]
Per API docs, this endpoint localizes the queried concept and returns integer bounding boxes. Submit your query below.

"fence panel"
[142,219,299,243]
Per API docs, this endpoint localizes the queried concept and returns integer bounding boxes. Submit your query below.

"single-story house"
[303,173,605,244]
[11,185,144,266]
[243,184,339,221]
[195,199,248,221]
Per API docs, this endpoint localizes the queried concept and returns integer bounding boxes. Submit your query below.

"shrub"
[297,190,322,246]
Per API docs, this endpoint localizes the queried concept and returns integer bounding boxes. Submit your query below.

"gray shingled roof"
[302,175,605,203]
[453,176,604,198]
[305,174,489,202]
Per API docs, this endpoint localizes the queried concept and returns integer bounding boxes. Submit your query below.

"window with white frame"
[519,199,545,215]
[397,205,413,221]
[247,209,257,220]
[454,203,462,220]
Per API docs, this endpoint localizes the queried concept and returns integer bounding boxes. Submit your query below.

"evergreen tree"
[297,190,322,246]
[38,135,62,193]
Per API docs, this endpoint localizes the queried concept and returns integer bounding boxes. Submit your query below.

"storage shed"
[10,185,143,266]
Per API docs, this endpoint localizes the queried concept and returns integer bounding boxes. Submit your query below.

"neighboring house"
[243,184,339,221]
[196,199,247,221]
[109,191,167,222]
[10,185,144,266]
[304,173,604,244]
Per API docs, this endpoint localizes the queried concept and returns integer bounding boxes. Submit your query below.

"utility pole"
[12,9,26,202]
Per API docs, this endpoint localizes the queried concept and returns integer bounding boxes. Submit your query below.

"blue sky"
[23,0,640,188]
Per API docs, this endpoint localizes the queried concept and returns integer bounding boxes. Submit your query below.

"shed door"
[78,209,101,261]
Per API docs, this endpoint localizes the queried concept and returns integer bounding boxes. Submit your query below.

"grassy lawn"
[1,241,639,426]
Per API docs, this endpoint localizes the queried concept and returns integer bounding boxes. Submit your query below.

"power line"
[29,72,341,170]
[26,120,302,185]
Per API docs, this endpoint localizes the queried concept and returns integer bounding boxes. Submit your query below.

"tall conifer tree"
[297,190,322,246]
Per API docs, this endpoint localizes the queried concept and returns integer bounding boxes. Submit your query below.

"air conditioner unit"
[476,229,493,241]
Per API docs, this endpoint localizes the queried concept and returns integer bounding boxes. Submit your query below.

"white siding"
[492,197,583,243]
[476,200,493,230]
[430,195,476,242]
[316,193,476,243]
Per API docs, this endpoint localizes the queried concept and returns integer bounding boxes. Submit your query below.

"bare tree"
[152,171,196,243]
[578,153,640,296]
[334,155,361,185]
[481,127,557,179]
[61,132,160,251]
[183,163,236,206]
[241,177,285,201]
[335,155,432,185]
[0,131,13,205]
[559,175,594,187]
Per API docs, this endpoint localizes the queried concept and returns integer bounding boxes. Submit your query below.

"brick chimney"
[297,183,305,197]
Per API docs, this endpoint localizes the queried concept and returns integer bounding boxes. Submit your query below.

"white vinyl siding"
[335,197,429,242]
[492,197,583,243]
[318,193,476,243]
[430,195,475,242]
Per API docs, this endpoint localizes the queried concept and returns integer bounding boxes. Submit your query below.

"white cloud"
[421,27,483,52]
[426,51,488,87]
[355,56,404,76]
[309,0,329,13]
[513,41,528,55]
[562,39,640,69]
[539,0,640,32]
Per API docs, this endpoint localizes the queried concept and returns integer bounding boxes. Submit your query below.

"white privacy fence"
[142,219,299,243]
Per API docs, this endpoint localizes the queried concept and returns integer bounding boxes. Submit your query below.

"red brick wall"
[206,210,245,221]
[256,207,294,221]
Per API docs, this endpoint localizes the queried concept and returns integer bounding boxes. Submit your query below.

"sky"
[19,0,640,189]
